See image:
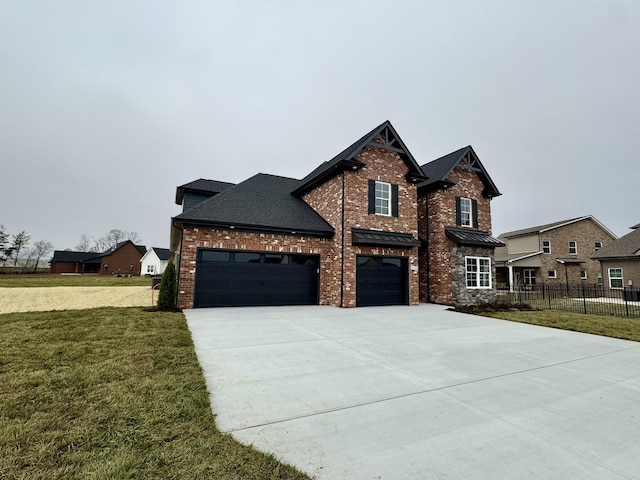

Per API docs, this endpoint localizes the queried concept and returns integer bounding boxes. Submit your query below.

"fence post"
[624,287,630,317]
[582,283,587,314]
[548,285,552,310]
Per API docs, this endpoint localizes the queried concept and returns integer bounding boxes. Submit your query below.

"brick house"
[170,121,502,309]
[495,216,617,290]
[51,240,146,276]
[593,223,640,292]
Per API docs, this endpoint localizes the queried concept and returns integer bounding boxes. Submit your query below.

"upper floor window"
[581,270,587,280]
[595,241,602,251]
[569,241,577,255]
[456,197,478,228]
[368,180,398,217]
[375,181,390,216]
[542,240,551,254]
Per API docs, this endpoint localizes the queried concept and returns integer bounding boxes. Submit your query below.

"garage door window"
[235,252,261,263]
[382,258,401,268]
[201,251,230,262]
[265,254,288,264]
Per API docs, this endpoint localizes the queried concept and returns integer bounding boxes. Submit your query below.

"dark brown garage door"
[194,250,319,307]
[356,256,408,307]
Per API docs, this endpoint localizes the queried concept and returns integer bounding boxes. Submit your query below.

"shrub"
[157,259,178,310]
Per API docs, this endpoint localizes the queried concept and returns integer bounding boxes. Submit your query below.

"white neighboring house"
[140,247,174,276]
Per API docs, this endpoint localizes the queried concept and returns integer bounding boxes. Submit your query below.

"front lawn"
[0,307,310,480]
[484,309,640,342]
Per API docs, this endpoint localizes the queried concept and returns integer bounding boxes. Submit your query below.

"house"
[170,121,503,309]
[495,216,617,290]
[140,247,174,276]
[50,240,146,275]
[592,223,640,291]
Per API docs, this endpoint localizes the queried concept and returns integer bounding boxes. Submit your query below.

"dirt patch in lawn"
[0,286,153,314]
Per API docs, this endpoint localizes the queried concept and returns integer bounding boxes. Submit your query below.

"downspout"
[340,171,345,307]
[425,192,431,303]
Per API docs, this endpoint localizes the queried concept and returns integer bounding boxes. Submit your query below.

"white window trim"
[581,270,587,280]
[608,268,623,289]
[595,241,602,251]
[542,240,551,254]
[569,241,577,255]
[459,197,473,227]
[374,181,391,216]
[548,269,557,279]
[465,256,492,289]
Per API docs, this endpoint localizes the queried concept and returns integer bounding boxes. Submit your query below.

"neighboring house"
[495,216,617,290]
[592,223,640,291]
[51,241,146,275]
[170,120,502,309]
[140,247,174,276]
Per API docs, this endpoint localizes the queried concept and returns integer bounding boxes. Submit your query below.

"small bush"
[157,259,178,311]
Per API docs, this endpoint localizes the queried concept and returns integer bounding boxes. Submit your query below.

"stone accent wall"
[421,166,495,305]
[451,245,497,305]
[176,227,331,309]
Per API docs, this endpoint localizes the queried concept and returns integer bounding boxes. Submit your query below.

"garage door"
[194,250,319,307]
[356,256,408,307]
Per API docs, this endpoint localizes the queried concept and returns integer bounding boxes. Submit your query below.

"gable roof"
[419,146,501,198]
[499,216,616,239]
[100,240,146,258]
[174,173,335,237]
[292,120,427,196]
[175,178,236,205]
[593,225,640,259]
[151,248,174,261]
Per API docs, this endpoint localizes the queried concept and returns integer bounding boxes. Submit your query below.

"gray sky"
[2,0,639,252]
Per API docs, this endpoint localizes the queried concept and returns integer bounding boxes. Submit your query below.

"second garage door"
[194,250,319,307]
[356,256,408,307]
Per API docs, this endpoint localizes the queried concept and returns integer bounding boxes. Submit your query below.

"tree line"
[0,225,52,273]
[74,229,141,253]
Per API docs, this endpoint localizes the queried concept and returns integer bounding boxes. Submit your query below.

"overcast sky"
[2,0,638,252]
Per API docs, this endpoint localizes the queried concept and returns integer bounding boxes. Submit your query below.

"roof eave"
[173,218,335,238]
[292,158,365,196]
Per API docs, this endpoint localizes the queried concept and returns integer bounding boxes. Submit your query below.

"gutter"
[340,171,345,307]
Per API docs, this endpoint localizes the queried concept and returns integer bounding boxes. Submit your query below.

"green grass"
[0,275,150,288]
[0,308,311,480]
[484,310,640,342]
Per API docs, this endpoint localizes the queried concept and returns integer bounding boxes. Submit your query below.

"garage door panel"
[356,256,408,307]
[194,251,318,308]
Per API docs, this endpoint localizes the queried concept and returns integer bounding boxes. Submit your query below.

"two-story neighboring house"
[170,121,502,309]
[495,216,617,290]
[592,223,640,292]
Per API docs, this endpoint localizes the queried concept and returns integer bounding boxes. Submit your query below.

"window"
[466,256,491,288]
[595,242,602,251]
[146,265,155,274]
[103,264,109,271]
[368,180,398,217]
[523,269,536,285]
[548,270,557,279]
[264,254,288,264]
[200,250,230,262]
[581,270,587,280]
[459,198,472,227]
[542,240,551,254]
[609,268,623,289]
[235,252,261,263]
[569,241,577,255]
[374,181,390,216]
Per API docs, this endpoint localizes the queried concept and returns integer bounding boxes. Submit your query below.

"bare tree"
[10,231,30,267]
[92,229,141,252]
[75,234,95,252]
[31,240,53,273]
[0,225,11,266]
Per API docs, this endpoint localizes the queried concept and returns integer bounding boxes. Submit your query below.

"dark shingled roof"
[174,173,334,236]
[293,120,426,196]
[52,250,100,263]
[593,226,640,259]
[175,178,236,205]
[99,241,146,257]
[445,227,504,248]
[151,248,174,261]
[419,146,501,198]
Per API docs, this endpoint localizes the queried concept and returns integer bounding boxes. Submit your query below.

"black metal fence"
[497,283,640,318]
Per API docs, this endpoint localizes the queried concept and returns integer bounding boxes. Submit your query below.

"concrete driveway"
[185,304,640,480]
